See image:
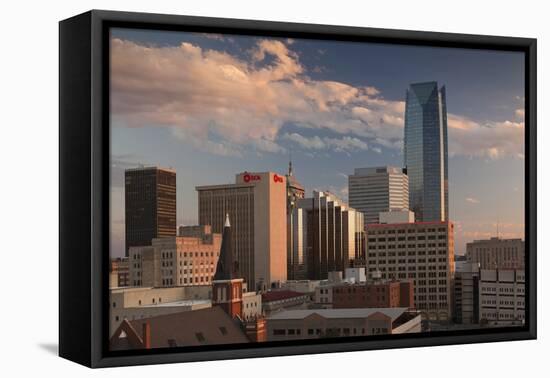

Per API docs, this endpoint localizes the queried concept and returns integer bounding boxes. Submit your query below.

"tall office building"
[365,221,455,320]
[291,191,365,280]
[404,81,449,222]
[348,166,409,224]
[125,167,177,256]
[196,171,287,291]
[286,160,305,280]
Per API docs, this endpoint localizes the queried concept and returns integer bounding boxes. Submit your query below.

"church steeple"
[213,213,236,281]
[212,213,244,319]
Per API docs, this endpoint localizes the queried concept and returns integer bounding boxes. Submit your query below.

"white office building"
[348,166,409,224]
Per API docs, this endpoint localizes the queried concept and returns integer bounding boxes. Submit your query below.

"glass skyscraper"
[404,81,449,222]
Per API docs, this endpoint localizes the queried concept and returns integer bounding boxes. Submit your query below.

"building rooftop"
[366,221,450,228]
[268,307,408,321]
[137,299,211,308]
[125,166,176,173]
[262,290,308,303]
[110,306,249,350]
[352,166,404,176]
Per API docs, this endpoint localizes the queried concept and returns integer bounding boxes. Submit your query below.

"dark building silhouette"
[124,167,176,256]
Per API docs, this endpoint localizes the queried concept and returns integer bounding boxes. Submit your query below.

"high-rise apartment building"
[348,166,409,224]
[125,167,177,256]
[404,82,449,222]
[365,221,455,320]
[196,172,287,291]
[286,160,305,280]
[128,225,221,287]
[291,191,365,280]
[466,237,525,270]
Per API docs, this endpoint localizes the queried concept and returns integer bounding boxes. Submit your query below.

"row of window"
[368,257,447,264]
[368,265,448,272]
[368,227,447,235]
[368,250,448,257]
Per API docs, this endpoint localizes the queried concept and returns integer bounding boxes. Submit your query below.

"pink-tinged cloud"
[111,37,524,159]
[447,114,524,159]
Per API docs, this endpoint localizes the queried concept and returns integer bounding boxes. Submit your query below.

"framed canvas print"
[59,10,536,368]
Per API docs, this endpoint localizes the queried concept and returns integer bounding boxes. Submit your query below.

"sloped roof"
[267,307,407,321]
[111,306,249,350]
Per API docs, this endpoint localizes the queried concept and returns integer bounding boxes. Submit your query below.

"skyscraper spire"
[288,153,293,176]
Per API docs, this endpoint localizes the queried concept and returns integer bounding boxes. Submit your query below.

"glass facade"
[404,81,449,222]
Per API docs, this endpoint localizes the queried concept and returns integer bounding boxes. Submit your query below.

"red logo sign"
[273,174,284,183]
[243,173,261,183]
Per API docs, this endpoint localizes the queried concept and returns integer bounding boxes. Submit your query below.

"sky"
[109,28,525,258]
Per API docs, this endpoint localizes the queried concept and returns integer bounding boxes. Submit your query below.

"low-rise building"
[129,225,221,287]
[110,306,250,350]
[314,279,414,309]
[262,290,310,314]
[242,291,262,321]
[266,308,421,341]
[280,280,322,294]
[109,286,212,336]
[344,267,366,283]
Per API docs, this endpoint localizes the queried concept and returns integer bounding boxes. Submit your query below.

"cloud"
[111,38,408,157]
[282,133,369,154]
[515,108,525,118]
[198,33,235,43]
[465,197,480,204]
[111,37,524,160]
[447,115,524,160]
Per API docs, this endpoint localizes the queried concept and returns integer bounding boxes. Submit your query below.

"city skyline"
[110,28,525,258]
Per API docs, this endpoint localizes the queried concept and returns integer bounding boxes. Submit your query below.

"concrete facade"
[365,221,455,320]
[466,237,525,270]
[197,171,287,291]
[129,225,222,287]
[479,269,525,326]
[109,286,212,336]
[266,308,421,341]
[348,166,409,225]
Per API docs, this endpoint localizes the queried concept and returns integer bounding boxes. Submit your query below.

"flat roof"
[195,183,254,191]
[125,166,176,173]
[268,307,408,321]
[137,299,211,308]
[366,221,450,228]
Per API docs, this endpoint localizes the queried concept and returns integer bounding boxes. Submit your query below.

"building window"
[273,329,286,336]
[195,333,206,343]
[219,327,228,335]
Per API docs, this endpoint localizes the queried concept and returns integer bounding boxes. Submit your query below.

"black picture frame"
[59,9,537,368]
